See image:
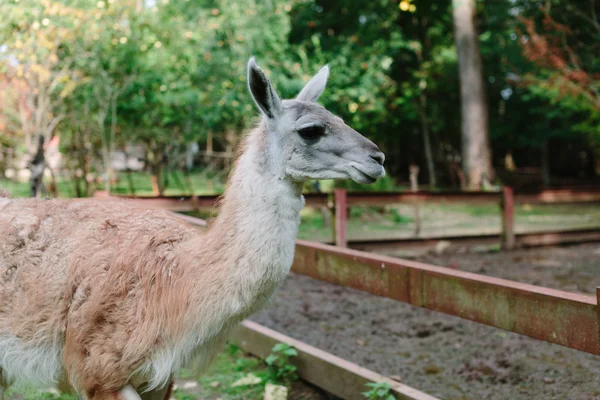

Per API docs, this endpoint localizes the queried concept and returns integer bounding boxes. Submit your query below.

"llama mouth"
[351,166,378,183]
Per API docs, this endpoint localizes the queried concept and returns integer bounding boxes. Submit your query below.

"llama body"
[0,131,302,394]
[0,59,384,399]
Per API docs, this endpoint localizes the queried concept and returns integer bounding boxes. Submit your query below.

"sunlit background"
[1,0,598,198]
[1,1,600,399]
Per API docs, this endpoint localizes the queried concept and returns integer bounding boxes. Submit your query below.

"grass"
[179,343,301,400]
[110,170,227,196]
[0,178,79,198]
[182,344,267,400]
[3,344,292,400]
[4,385,77,400]
[0,170,227,199]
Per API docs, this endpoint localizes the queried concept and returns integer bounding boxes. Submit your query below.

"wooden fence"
[106,185,600,250]
[170,212,600,356]
[94,193,600,398]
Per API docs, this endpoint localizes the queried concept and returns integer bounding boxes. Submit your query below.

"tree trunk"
[29,135,46,198]
[150,164,163,196]
[419,92,437,187]
[72,170,82,198]
[122,150,136,195]
[453,0,494,189]
[541,139,550,186]
[102,147,112,194]
[47,166,58,197]
[206,132,213,155]
[149,146,165,196]
[409,164,421,236]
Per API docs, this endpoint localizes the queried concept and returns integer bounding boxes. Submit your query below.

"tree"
[517,3,600,151]
[0,0,88,195]
[452,0,494,189]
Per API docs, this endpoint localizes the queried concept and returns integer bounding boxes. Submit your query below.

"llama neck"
[207,125,304,279]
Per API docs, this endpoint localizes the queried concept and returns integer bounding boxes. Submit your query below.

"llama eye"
[297,125,325,140]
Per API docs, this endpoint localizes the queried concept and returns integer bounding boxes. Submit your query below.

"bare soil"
[252,243,600,400]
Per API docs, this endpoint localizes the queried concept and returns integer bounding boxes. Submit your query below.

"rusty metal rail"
[292,240,599,355]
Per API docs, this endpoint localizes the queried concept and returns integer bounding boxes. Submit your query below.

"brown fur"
[0,127,298,399]
[0,198,198,396]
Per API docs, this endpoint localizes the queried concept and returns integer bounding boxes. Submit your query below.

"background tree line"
[0,0,598,196]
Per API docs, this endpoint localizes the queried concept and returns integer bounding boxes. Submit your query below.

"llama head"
[247,57,385,184]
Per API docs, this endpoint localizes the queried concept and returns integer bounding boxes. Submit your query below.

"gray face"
[247,58,385,184]
[278,100,385,183]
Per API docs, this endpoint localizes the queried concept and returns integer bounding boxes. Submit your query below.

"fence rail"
[345,228,600,252]
[107,185,600,250]
[292,240,599,355]
[170,211,600,357]
[108,185,600,209]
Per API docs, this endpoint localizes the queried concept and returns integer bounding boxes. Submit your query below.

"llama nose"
[370,152,385,166]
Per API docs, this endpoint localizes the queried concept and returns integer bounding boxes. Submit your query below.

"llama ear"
[247,57,283,120]
[296,65,329,102]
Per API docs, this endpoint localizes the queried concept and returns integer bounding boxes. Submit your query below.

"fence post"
[597,287,600,355]
[334,188,347,247]
[409,164,421,236]
[501,186,515,250]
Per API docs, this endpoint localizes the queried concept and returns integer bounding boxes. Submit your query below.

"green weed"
[264,343,299,385]
[362,382,396,400]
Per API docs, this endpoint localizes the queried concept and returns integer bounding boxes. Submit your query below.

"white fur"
[137,136,304,391]
[0,335,62,386]
[120,384,142,400]
[296,65,329,102]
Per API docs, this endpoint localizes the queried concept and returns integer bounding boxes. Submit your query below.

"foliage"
[0,0,598,193]
[264,342,299,384]
[362,381,396,400]
[513,1,600,150]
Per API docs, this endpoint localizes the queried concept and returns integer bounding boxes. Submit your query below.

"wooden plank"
[104,186,600,212]
[231,321,439,400]
[346,228,600,252]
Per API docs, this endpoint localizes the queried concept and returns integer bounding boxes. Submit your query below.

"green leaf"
[282,347,298,357]
[272,343,291,353]
[265,354,278,366]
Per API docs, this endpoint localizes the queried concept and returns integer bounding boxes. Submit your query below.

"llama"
[0,58,385,400]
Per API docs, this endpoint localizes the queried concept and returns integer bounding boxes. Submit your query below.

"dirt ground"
[252,243,600,400]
